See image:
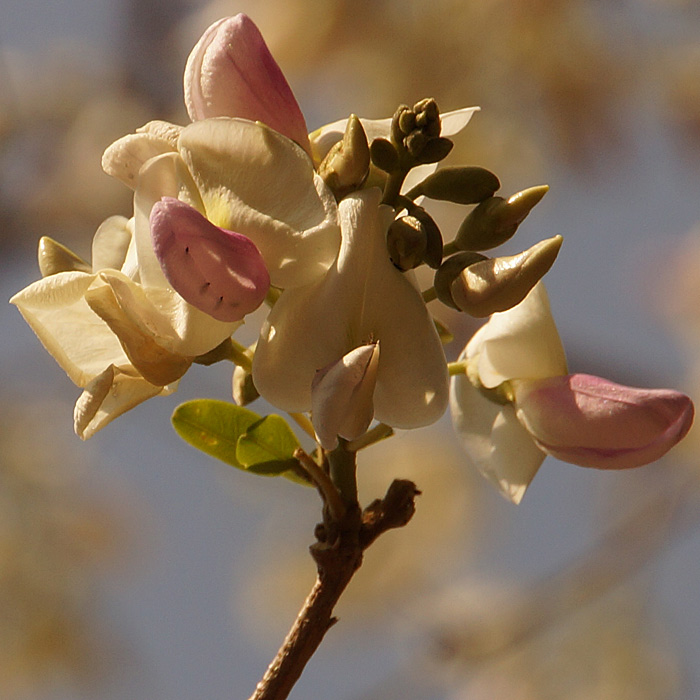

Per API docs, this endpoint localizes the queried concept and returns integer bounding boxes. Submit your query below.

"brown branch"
[248,479,420,700]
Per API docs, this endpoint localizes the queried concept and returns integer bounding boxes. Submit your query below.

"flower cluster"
[11,14,693,501]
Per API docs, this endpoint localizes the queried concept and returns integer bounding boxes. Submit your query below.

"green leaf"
[171,399,261,469]
[236,414,302,477]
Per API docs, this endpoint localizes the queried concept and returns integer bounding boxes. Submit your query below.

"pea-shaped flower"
[450,284,694,503]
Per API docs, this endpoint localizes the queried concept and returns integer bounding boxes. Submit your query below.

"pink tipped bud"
[150,197,270,322]
[513,373,694,469]
[311,343,380,450]
[184,14,309,152]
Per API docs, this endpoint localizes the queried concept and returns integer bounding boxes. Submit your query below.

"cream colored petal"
[91,215,132,272]
[74,364,167,440]
[10,272,129,387]
[133,151,206,289]
[254,188,448,428]
[470,283,567,388]
[102,130,178,189]
[93,270,238,358]
[450,366,544,504]
[178,118,340,288]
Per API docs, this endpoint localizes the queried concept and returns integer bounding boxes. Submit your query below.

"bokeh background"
[3,1,700,698]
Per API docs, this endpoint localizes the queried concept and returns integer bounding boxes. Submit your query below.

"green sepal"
[236,415,309,484]
[38,236,91,277]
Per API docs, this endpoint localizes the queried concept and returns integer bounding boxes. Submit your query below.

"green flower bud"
[455,185,549,251]
[370,137,400,173]
[37,236,91,277]
[317,114,370,198]
[407,166,500,204]
[449,235,563,317]
[414,137,453,165]
[387,216,428,271]
[411,208,443,269]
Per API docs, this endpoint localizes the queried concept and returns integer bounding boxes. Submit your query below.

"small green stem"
[346,423,394,452]
[228,339,253,371]
[381,169,409,207]
[326,440,358,505]
[442,240,460,257]
[448,359,468,376]
[422,286,438,303]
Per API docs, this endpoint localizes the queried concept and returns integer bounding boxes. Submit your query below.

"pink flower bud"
[512,373,694,469]
[311,343,380,450]
[150,197,270,322]
[184,15,310,152]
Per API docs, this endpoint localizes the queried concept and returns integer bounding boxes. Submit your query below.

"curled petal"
[468,282,567,388]
[311,343,380,450]
[254,188,448,428]
[150,198,269,322]
[178,118,340,288]
[74,364,169,440]
[91,215,132,272]
[450,356,545,504]
[102,128,178,189]
[184,15,309,152]
[513,374,694,469]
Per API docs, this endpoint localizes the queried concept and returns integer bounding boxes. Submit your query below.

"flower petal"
[254,188,448,428]
[469,282,567,388]
[150,197,269,322]
[133,151,206,289]
[178,117,340,288]
[91,215,132,272]
[10,272,129,387]
[450,360,545,504]
[102,127,179,189]
[311,343,380,450]
[74,364,169,439]
[184,15,310,153]
[513,373,695,469]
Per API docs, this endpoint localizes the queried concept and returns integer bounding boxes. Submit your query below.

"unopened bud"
[233,363,260,405]
[450,236,563,317]
[455,185,549,251]
[311,343,380,450]
[408,166,500,204]
[434,251,487,310]
[37,237,91,277]
[411,208,444,269]
[317,114,370,198]
[370,137,400,173]
[387,216,428,271]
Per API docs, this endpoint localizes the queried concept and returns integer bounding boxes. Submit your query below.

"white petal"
[93,270,238,358]
[10,272,129,387]
[178,118,340,289]
[91,215,132,272]
[74,364,168,439]
[450,365,544,504]
[102,129,178,189]
[254,188,448,428]
[470,283,567,388]
[133,152,206,289]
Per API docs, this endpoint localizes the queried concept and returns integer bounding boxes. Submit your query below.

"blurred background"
[2,0,700,698]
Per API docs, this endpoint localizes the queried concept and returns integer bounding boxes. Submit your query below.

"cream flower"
[451,284,693,503]
[253,187,449,429]
[11,216,237,439]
